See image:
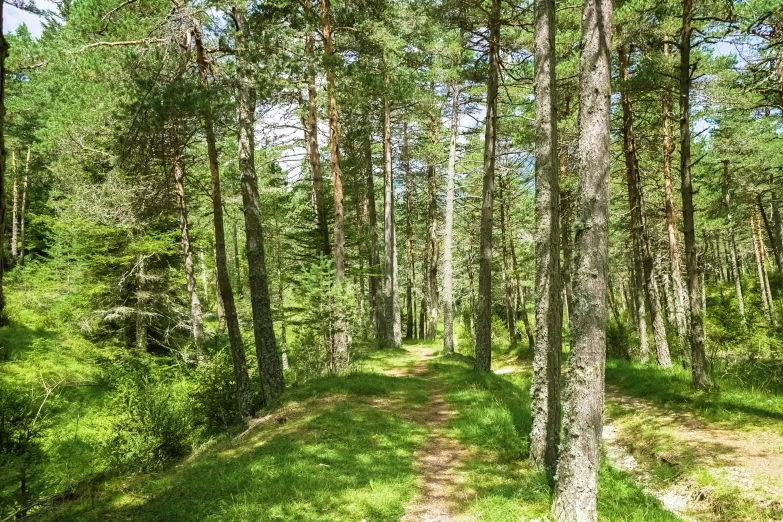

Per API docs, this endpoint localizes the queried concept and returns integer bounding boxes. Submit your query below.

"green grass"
[605,359,783,431]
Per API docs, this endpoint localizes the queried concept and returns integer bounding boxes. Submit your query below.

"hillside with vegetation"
[0,0,782,521]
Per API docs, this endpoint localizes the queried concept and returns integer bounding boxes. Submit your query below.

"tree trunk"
[305,0,330,257]
[499,165,517,348]
[772,179,783,274]
[752,209,776,324]
[721,161,746,323]
[530,0,563,476]
[382,68,402,348]
[560,180,574,326]
[320,0,349,368]
[195,28,253,418]
[404,122,415,339]
[443,83,460,354]
[551,0,612,517]
[173,154,205,355]
[366,133,384,338]
[19,148,28,265]
[619,41,670,368]
[11,150,18,262]
[679,0,709,390]
[0,6,7,319]
[663,40,689,355]
[233,221,242,295]
[233,8,286,402]
[509,225,535,352]
[475,0,500,372]
[136,254,148,351]
[425,113,439,340]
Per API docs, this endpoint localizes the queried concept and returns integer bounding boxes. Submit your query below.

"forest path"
[385,345,470,522]
[603,386,783,521]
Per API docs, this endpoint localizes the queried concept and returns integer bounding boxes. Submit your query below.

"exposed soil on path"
[603,386,783,521]
[386,347,470,522]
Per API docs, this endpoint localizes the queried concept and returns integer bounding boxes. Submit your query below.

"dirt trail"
[603,386,783,521]
[386,347,469,522]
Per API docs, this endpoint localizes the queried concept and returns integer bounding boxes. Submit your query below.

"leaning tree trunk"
[530,0,562,476]
[19,148,28,266]
[382,67,402,348]
[752,208,776,324]
[551,0,612,518]
[619,41,671,368]
[305,0,330,257]
[173,154,205,355]
[234,8,286,402]
[663,40,689,355]
[321,0,350,368]
[679,0,709,390]
[443,83,460,354]
[475,0,501,372]
[721,160,746,323]
[195,28,253,418]
[404,123,415,339]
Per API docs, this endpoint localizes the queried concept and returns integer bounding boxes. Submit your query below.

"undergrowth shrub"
[102,356,195,472]
[189,347,241,435]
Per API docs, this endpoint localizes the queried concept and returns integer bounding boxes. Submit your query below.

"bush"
[189,347,242,436]
[102,356,195,472]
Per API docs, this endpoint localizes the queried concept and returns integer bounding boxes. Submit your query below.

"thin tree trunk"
[663,40,689,354]
[366,134,384,339]
[475,0,500,372]
[443,83,460,354]
[213,241,226,329]
[305,0,330,257]
[530,0,562,475]
[551,0,612,517]
[752,209,776,324]
[499,165,517,348]
[11,150,18,262]
[0,4,7,319]
[619,41,670,367]
[560,180,574,325]
[426,113,439,340]
[772,178,783,274]
[722,162,746,323]
[19,148,28,265]
[509,224,535,351]
[679,0,709,390]
[234,8,286,402]
[320,0,349,367]
[233,221,242,295]
[382,67,402,348]
[273,213,289,371]
[136,254,148,351]
[173,154,205,355]
[404,123,415,340]
[195,28,253,418]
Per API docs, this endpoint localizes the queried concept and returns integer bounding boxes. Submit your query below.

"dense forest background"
[0,0,782,520]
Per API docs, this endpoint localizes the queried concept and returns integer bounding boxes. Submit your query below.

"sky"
[4,1,55,38]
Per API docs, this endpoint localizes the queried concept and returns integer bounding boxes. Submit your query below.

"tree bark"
[619,41,670,368]
[771,179,783,274]
[443,84,460,354]
[551,0,612,517]
[663,40,689,355]
[404,123,415,339]
[320,0,349,367]
[721,161,746,323]
[195,28,253,418]
[305,0,330,257]
[382,68,402,348]
[233,8,286,402]
[366,133,384,338]
[752,208,776,324]
[530,0,562,476]
[136,254,148,351]
[679,0,710,390]
[499,165,517,348]
[0,7,7,319]
[19,148,28,265]
[233,221,242,295]
[11,150,18,261]
[173,154,205,355]
[425,113,440,340]
[475,0,501,372]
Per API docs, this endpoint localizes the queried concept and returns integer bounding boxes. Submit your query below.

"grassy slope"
[31,338,681,522]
